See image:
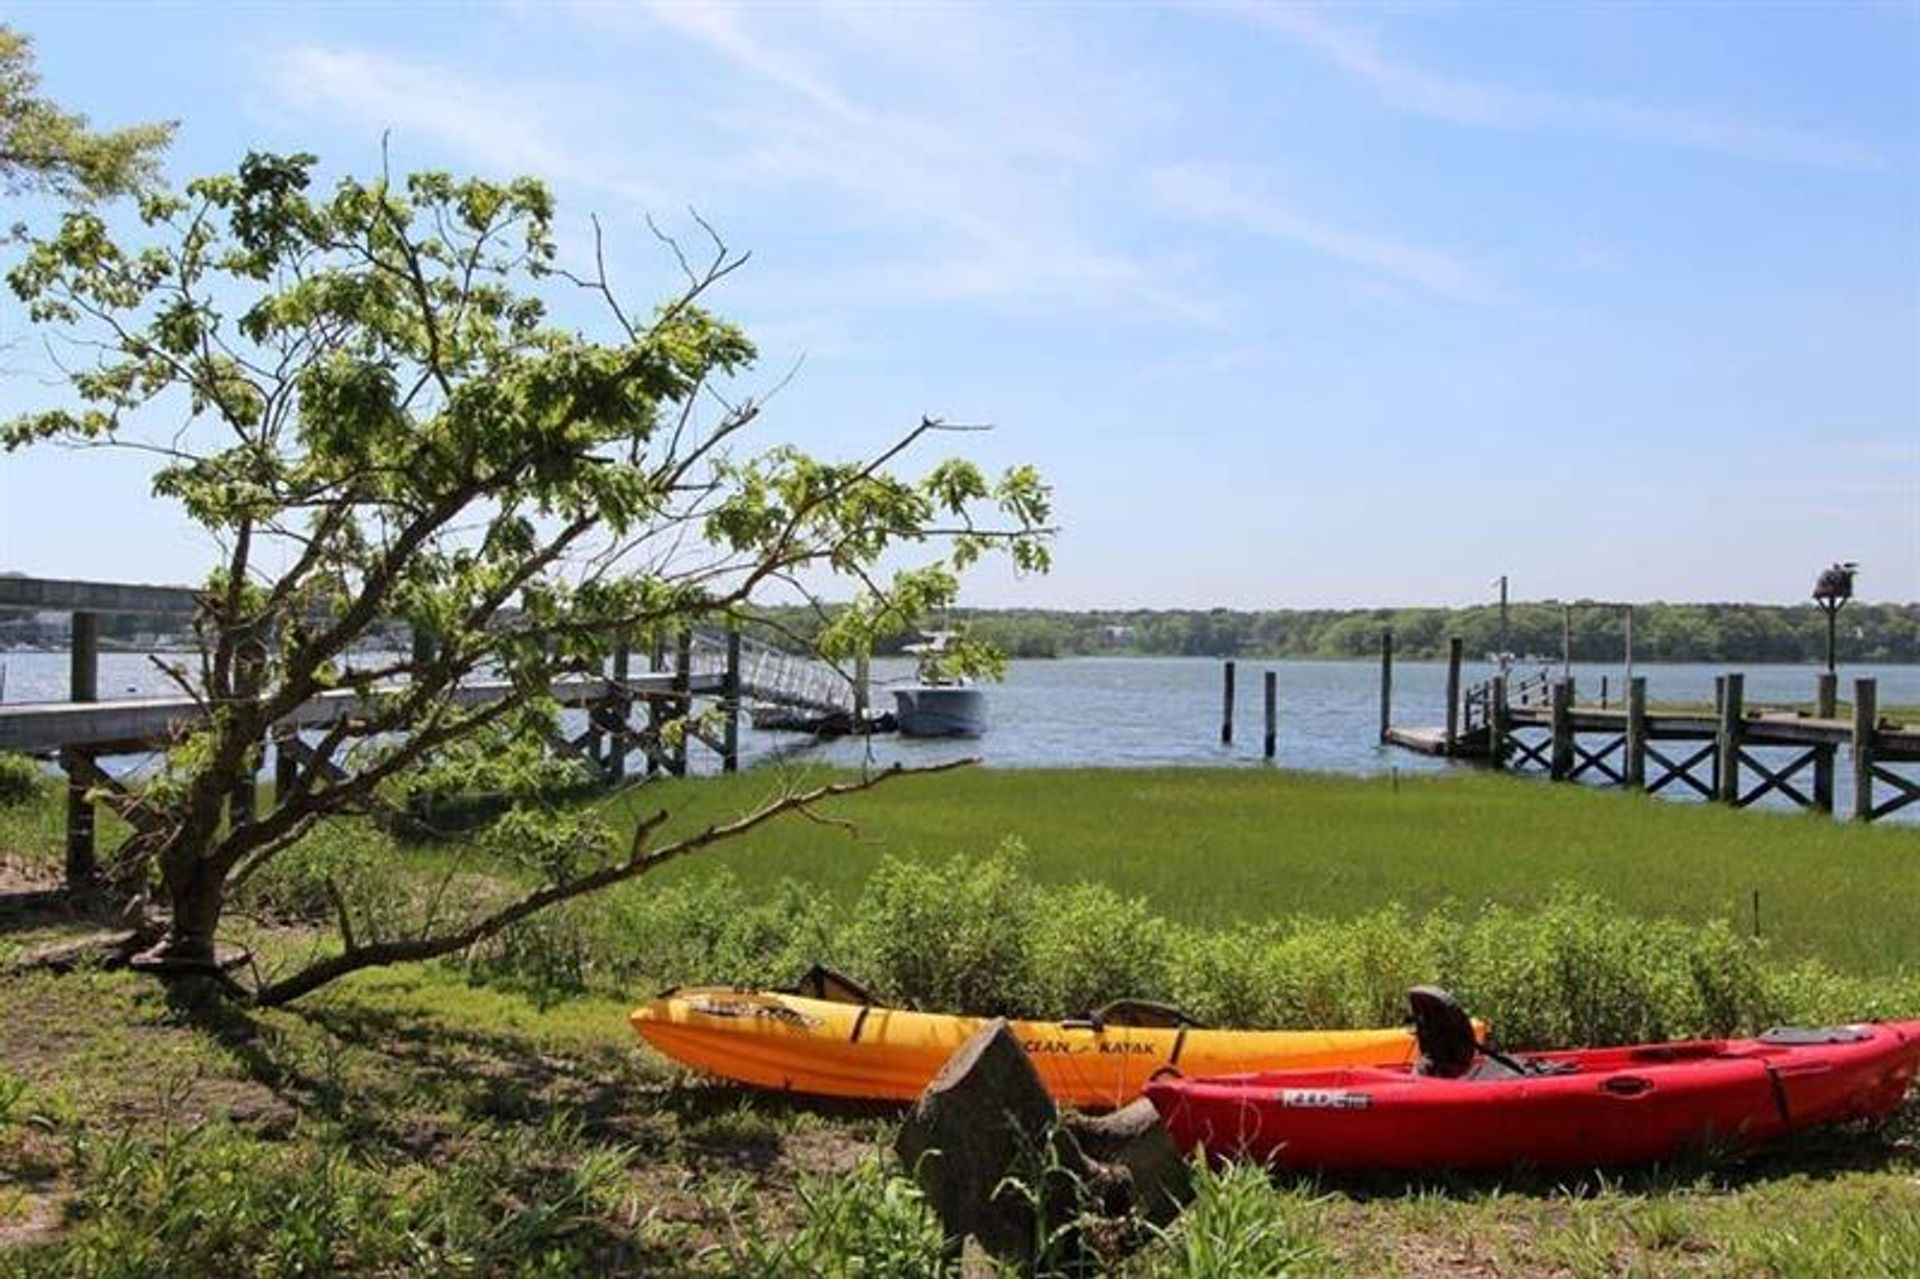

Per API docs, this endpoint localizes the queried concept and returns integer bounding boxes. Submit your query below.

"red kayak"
[1145,989,1920,1172]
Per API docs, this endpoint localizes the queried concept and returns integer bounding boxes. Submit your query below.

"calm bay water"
[7,651,1914,816]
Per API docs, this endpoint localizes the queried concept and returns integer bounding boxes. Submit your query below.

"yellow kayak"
[630,985,1428,1110]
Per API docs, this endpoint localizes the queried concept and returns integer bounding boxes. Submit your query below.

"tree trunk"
[132,851,228,972]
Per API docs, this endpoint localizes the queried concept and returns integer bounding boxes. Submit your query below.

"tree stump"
[1062,1097,1193,1227]
[896,1019,1190,1274]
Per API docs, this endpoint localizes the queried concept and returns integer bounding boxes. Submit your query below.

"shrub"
[1165,923,1298,1028]
[0,752,44,807]
[845,842,1042,1015]
[1029,882,1175,1017]
[476,871,839,1000]
[1440,891,1779,1048]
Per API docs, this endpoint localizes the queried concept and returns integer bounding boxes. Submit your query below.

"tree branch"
[250,757,973,1005]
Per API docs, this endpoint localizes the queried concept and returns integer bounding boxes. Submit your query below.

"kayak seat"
[1091,999,1203,1029]
[1759,1025,1872,1046]
[788,964,879,1006]
[1409,986,1478,1078]
[1411,986,1577,1080]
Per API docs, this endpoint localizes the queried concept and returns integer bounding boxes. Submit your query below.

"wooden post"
[64,610,100,887]
[645,633,665,776]
[1716,673,1744,805]
[1262,670,1277,760]
[1561,603,1572,683]
[1851,678,1876,822]
[274,726,299,800]
[410,622,436,669]
[1444,637,1462,755]
[1812,671,1837,813]
[1625,675,1648,790]
[229,629,264,829]
[672,630,692,776]
[1549,679,1574,780]
[722,628,741,774]
[1377,630,1393,745]
[1599,675,1609,709]
[1220,660,1236,746]
[1488,674,1508,770]
[609,635,630,784]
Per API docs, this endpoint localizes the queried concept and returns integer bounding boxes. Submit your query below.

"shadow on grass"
[153,976,891,1185]
[1266,1102,1919,1204]
[0,884,127,939]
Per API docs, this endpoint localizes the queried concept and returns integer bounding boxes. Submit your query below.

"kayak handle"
[1601,1075,1654,1098]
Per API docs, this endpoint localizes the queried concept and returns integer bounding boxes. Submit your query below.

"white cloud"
[1242,4,1885,171]
[262,44,663,207]
[1150,163,1495,305]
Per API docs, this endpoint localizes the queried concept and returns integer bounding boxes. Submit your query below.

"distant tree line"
[750,602,1920,664]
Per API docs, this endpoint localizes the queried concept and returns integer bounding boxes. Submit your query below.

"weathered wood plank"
[0,674,722,755]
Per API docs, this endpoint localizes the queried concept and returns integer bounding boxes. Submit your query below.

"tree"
[5,152,1051,1003]
[1,25,174,201]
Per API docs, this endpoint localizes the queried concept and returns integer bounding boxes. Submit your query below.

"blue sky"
[2,1,1915,609]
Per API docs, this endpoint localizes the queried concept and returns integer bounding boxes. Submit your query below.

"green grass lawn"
[4,764,1920,1275]
[602,767,1920,977]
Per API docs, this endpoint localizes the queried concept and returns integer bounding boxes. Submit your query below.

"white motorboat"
[892,631,987,737]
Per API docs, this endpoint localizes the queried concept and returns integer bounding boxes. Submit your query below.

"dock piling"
[1549,680,1574,781]
[1221,660,1236,746]
[722,629,741,773]
[1852,678,1877,821]
[1625,676,1648,789]
[1263,671,1277,760]
[1813,672,1837,813]
[1488,675,1508,770]
[1444,637,1462,756]
[608,635,630,783]
[1377,630,1393,745]
[672,631,692,776]
[63,610,99,888]
[1716,674,1745,805]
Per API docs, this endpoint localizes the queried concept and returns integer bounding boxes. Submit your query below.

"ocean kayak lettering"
[686,998,820,1029]
[1279,1088,1372,1110]
[1021,1040,1158,1057]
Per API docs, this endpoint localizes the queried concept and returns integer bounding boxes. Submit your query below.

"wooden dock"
[1377,630,1920,822]
[1,575,863,887]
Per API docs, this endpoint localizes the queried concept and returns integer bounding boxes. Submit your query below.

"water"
[4,650,1916,816]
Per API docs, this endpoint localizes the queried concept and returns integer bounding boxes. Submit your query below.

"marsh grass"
[610,767,1920,976]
